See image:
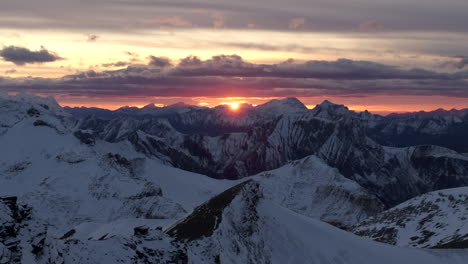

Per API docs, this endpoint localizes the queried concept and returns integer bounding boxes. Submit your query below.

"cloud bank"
[2,55,468,99]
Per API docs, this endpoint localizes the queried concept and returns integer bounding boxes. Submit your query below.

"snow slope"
[253,155,384,228]
[0,95,241,263]
[170,181,468,264]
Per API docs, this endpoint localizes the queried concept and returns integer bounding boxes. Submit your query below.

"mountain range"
[1,92,468,263]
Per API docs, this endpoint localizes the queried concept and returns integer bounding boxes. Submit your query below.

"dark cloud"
[2,56,468,99]
[172,56,466,80]
[86,34,99,42]
[125,51,137,56]
[148,56,172,68]
[440,56,468,70]
[280,58,295,65]
[0,46,63,65]
[176,54,249,71]
[4,69,17,74]
[455,57,468,69]
[221,42,319,53]
[102,61,129,68]
[178,55,203,68]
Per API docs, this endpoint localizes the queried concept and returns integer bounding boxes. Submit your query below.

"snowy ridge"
[0,92,70,135]
[254,155,384,228]
[167,181,468,264]
[352,187,468,248]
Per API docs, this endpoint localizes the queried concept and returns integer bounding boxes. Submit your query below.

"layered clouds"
[2,55,468,99]
[1,0,467,32]
[0,0,467,111]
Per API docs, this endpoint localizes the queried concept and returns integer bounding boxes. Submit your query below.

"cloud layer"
[2,55,468,99]
[1,0,467,33]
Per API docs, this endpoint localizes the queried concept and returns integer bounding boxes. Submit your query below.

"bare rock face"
[0,197,37,264]
[166,180,255,241]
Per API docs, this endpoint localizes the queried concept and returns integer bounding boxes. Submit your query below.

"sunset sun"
[228,102,240,111]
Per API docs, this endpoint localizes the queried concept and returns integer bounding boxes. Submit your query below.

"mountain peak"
[256,97,308,114]
[142,103,159,109]
[0,92,65,117]
[317,100,342,108]
[166,102,192,108]
[282,97,306,106]
[320,99,334,105]
[117,105,139,111]
[311,100,351,120]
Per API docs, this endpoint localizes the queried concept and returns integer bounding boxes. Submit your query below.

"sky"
[1,0,468,114]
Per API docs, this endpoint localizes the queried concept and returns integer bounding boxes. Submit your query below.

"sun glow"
[227,102,240,111]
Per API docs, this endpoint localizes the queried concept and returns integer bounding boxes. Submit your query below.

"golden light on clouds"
[2,28,464,78]
[1,22,468,114]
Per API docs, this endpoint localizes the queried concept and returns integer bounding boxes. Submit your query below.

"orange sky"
[57,95,468,115]
[1,12,467,114]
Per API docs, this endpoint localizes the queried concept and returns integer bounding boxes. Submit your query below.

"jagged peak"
[277,97,305,106]
[116,105,139,111]
[319,99,334,106]
[310,100,351,120]
[142,103,159,109]
[166,102,193,108]
[387,107,468,118]
[316,100,348,109]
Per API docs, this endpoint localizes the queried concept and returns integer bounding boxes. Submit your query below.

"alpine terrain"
[1,92,468,263]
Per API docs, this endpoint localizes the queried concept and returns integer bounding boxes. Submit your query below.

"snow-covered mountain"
[367,110,468,152]
[165,181,468,264]
[68,98,468,152]
[4,180,465,264]
[352,187,468,249]
[0,92,71,136]
[0,93,238,263]
[388,108,468,118]
[2,93,468,263]
[72,97,468,207]
[253,155,384,228]
[7,92,468,208]
[0,101,235,228]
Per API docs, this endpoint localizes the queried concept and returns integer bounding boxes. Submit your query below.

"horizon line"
[57,98,468,116]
